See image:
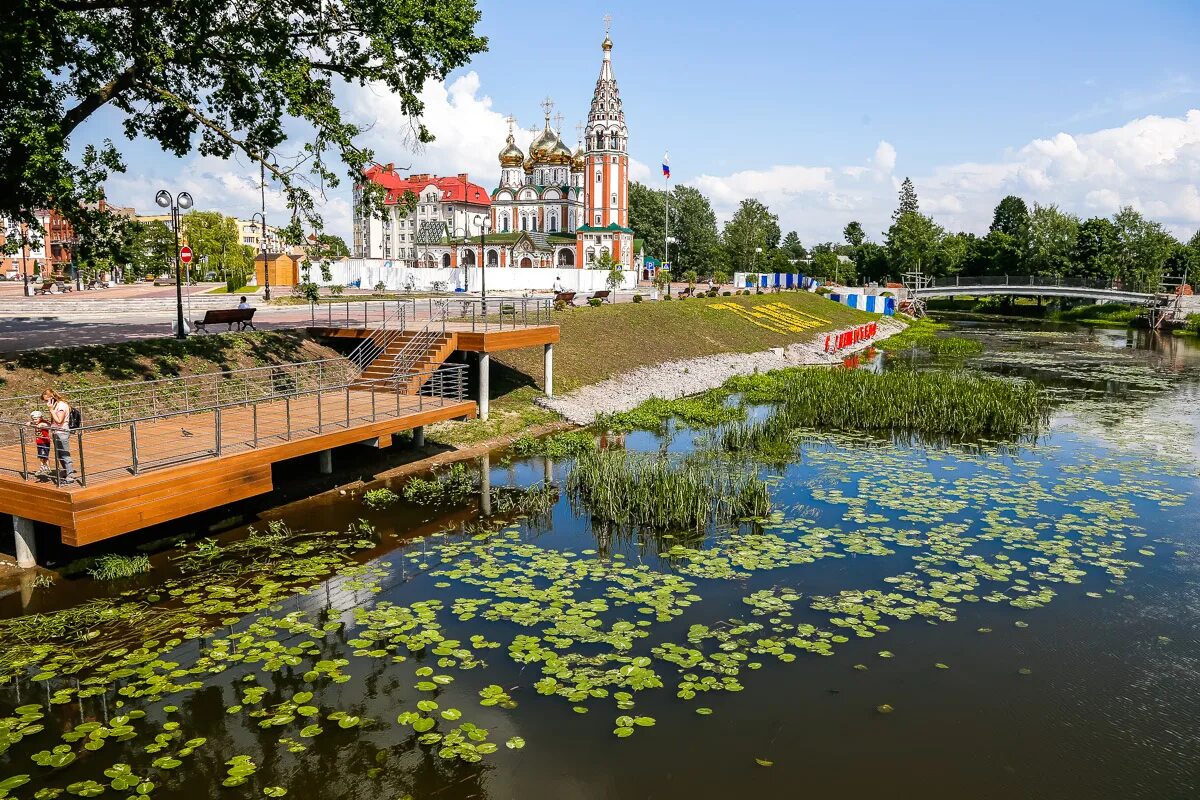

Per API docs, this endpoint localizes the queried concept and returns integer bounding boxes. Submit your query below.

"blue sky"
[94,0,1200,244]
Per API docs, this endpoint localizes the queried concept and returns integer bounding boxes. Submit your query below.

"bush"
[554,300,570,312]
[362,488,399,510]
[662,295,672,301]
[329,284,345,298]
[755,289,764,295]
[588,298,603,307]
[722,291,732,296]
[402,463,475,506]
[509,431,596,458]
[373,281,387,295]
[816,286,832,296]
[632,294,643,303]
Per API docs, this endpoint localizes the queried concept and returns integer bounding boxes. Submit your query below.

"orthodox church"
[352,26,637,273]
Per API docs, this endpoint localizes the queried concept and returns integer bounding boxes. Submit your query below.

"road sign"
[179,246,193,265]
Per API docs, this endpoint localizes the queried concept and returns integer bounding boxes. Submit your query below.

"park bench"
[55,280,73,293]
[677,287,695,299]
[194,308,257,333]
[499,301,518,323]
[34,281,55,296]
[590,290,611,303]
[553,291,576,307]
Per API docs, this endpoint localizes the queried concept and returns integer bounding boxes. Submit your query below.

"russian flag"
[662,152,670,179]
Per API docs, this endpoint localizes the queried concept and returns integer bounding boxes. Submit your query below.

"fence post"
[75,430,86,486]
[18,425,28,480]
[214,407,222,456]
[130,422,140,474]
[317,390,323,431]
[252,403,259,449]
[286,396,292,440]
[345,385,351,427]
[311,302,316,326]
[371,387,377,420]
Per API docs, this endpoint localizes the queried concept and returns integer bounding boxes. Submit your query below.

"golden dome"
[572,146,586,170]
[528,126,558,160]
[498,133,524,167]
[602,35,612,51]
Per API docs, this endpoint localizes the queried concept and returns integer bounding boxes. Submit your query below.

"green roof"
[578,223,635,234]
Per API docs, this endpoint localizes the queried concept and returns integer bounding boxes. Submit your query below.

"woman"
[42,389,75,483]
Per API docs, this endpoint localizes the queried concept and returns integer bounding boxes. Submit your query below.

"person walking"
[42,389,76,483]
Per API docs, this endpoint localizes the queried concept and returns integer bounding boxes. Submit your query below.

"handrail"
[0,362,469,485]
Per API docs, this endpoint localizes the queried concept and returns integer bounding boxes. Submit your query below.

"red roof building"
[353,166,491,260]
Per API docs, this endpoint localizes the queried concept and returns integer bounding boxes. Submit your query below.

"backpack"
[68,406,82,430]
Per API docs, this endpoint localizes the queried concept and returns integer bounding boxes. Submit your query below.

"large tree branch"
[61,64,141,137]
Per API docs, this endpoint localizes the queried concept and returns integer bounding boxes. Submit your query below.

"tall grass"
[594,392,744,432]
[87,553,151,581]
[566,450,769,529]
[878,317,983,356]
[724,367,1046,441]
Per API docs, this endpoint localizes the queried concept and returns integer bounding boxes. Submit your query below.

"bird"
[181,428,194,437]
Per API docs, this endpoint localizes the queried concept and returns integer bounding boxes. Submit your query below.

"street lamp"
[156,188,193,339]
[471,214,492,313]
[251,212,270,301]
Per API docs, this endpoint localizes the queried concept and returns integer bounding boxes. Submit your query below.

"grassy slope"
[0,331,341,397]
[432,292,873,445]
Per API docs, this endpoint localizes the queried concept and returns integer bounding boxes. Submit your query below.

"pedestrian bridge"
[911,276,1153,304]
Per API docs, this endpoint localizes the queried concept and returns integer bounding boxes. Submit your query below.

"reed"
[566,450,769,529]
[594,392,744,432]
[724,367,1046,440]
[878,317,983,356]
[86,553,151,581]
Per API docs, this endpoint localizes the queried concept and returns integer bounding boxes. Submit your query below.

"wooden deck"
[0,389,475,546]
[307,323,560,353]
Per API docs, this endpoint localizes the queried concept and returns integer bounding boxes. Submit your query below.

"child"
[30,411,51,475]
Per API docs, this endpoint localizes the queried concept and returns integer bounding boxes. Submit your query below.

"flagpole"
[663,151,670,290]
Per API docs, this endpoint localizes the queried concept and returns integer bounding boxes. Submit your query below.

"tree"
[182,212,245,281]
[1,0,486,244]
[1112,206,1175,292]
[930,232,976,279]
[990,196,1031,239]
[885,211,943,274]
[311,234,350,259]
[893,178,920,219]
[722,199,780,273]
[628,182,719,275]
[781,231,807,261]
[856,242,890,283]
[843,221,866,248]
[1070,217,1120,283]
[1028,204,1080,278]
[129,221,175,281]
[811,251,841,282]
[1189,229,1200,286]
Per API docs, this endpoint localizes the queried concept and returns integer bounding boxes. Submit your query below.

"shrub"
[373,281,387,295]
[88,553,151,581]
[509,431,596,458]
[402,463,475,506]
[755,289,764,295]
[632,294,643,303]
[329,284,345,297]
[588,297,603,307]
[722,291,732,296]
[662,295,672,301]
[554,300,570,311]
[595,393,744,432]
[362,488,399,510]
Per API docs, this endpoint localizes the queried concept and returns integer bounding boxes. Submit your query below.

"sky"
[86,0,1200,247]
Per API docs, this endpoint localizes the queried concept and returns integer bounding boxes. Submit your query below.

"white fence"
[307,260,635,294]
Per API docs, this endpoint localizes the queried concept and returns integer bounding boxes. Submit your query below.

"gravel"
[539,318,908,425]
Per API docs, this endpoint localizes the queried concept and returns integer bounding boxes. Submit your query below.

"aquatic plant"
[508,430,596,458]
[86,554,151,581]
[594,392,744,432]
[362,488,400,510]
[402,463,476,506]
[566,450,769,528]
[723,367,1046,440]
[878,317,983,356]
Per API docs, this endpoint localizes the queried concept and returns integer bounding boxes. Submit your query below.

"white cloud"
[691,110,1200,244]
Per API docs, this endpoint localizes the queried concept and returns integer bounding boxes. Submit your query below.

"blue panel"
[865,296,877,313]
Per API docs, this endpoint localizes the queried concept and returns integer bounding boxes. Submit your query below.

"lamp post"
[472,214,492,313]
[664,235,678,297]
[156,189,193,339]
[251,212,269,302]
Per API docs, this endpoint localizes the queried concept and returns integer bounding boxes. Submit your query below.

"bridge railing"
[313,295,555,332]
[923,275,1126,291]
[0,363,469,486]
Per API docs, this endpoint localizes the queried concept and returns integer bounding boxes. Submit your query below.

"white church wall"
[320,259,636,293]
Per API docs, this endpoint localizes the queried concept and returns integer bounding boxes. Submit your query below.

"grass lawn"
[0,331,340,398]
[430,291,874,446]
[206,286,258,295]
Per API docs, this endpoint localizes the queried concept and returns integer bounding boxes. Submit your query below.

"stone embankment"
[540,318,907,425]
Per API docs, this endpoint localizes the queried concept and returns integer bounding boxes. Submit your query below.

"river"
[1,317,1198,800]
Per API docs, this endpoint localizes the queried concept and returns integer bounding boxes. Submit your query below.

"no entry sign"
[179,246,193,264]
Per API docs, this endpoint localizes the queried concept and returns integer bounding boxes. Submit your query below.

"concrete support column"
[478,353,490,421]
[13,516,37,569]
[413,426,426,447]
[544,343,554,398]
[318,449,333,475]
[480,453,491,516]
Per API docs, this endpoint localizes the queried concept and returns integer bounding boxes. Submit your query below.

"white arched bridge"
[910,275,1153,304]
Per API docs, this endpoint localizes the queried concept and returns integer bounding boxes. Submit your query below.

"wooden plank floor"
[307,323,559,353]
[0,389,476,546]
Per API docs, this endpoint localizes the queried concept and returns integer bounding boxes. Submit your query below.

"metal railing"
[319,295,555,333]
[308,298,417,329]
[919,275,1144,292]
[0,363,469,486]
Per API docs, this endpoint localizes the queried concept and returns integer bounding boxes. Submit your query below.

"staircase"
[357,331,458,394]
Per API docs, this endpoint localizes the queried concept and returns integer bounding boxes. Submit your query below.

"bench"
[34,281,55,296]
[55,280,73,293]
[553,291,576,307]
[590,290,611,303]
[194,308,256,333]
[677,287,695,299]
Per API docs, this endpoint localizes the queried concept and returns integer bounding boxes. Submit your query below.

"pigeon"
[181,428,194,437]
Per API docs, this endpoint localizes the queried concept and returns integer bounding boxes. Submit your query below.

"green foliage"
[362,488,399,510]
[843,221,866,248]
[1028,203,1080,277]
[595,393,745,432]
[877,317,984,356]
[722,199,780,273]
[628,183,721,275]
[893,177,920,219]
[1113,206,1175,292]
[989,195,1032,245]
[566,450,770,529]
[632,293,643,303]
[402,463,475,506]
[886,210,944,274]
[588,298,603,307]
[3,0,486,244]
[128,221,175,281]
[87,554,151,581]
[182,212,249,282]
[723,367,1045,440]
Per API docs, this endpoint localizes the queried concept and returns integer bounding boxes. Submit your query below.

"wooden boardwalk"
[0,388,475,546]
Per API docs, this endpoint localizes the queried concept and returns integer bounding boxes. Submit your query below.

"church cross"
[540,96,554,121]
[553,112,565,135]
[603,13,612,35]
[504,114,516,135]
[575,121,585,144]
